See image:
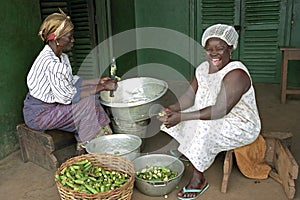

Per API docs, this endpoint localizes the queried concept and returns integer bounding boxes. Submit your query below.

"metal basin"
[85,134,142,161]
[100,77,168,122]
[132,154,185,196]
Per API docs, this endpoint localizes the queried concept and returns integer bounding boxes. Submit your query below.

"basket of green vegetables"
[132,154,185,197]
[54,154,135,200]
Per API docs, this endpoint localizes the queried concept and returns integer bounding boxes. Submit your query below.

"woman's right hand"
[157,108,181,128]
[100,79,117,91]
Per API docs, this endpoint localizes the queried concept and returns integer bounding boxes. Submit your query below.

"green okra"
[74,159,89,166]
[74,179,85,185]
[136,166,178,181]
[56,159,130,194]
[84,184,98,194]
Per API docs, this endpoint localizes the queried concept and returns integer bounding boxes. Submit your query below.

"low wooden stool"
[17,124,77,170]
[220,132,298,199]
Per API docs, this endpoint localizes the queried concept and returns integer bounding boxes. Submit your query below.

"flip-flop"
[177,183,210,200]
[166,149,190,162]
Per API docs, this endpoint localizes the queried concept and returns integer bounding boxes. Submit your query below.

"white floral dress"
[161,61,261,172]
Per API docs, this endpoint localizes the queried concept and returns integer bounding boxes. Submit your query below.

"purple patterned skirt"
[23,93,111,143]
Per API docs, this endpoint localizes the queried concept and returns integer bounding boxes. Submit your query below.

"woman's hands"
[98,77,117,91]
[157,108,181,128]
[80,77,117,100]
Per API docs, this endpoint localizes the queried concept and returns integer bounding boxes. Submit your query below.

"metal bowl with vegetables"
[132,154,185,197]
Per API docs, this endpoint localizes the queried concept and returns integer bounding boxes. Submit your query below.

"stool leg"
[281,52,288,104]
[221,150,233,193]
[17,125,29,162]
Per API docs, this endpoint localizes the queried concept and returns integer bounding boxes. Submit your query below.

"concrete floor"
[0,83,299,200]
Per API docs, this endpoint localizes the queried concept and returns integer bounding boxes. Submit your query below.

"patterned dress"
[161,61,261,172]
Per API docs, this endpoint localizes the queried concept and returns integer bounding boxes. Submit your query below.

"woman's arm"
[161,69,251,128]
[183,69,250,120]
[81,78,100,86]
[79,77,117,100]
[168,77,198,112]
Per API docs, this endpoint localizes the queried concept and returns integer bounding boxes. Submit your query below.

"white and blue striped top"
[27,45,81,104]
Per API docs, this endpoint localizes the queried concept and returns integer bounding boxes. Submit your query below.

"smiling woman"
[157,24,263,200]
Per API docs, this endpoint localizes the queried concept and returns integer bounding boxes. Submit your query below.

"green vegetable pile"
[136,166,177,181]
[55,159,129,194]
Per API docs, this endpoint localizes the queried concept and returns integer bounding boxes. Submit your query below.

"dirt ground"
[0,83,299,200]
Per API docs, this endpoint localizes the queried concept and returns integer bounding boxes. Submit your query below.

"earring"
[56,41,60,46]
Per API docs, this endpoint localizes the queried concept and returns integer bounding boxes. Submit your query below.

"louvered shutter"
[200,0,236,29]
[69,0,100,78]
[40,0,68,18]
[240,0,281,82]
[40,0,100,78]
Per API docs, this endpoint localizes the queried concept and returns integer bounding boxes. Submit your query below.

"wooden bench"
[221,131,298,199]
[17,124,77,170]
[280,47,300,104]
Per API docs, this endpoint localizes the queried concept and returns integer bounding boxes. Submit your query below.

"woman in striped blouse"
[23,9,117,155]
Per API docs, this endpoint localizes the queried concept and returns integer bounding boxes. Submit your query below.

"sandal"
[76,144,88,156]
[177,182,209,200]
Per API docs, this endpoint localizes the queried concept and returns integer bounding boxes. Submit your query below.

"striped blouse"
[27,45,81,104]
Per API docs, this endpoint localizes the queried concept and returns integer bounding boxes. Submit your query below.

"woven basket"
[55,154,135,200]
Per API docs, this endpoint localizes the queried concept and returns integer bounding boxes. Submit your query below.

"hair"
[38,8,74,42]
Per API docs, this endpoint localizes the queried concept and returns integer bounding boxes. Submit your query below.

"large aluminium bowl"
[100,77,168,122]
[85,134,142,161]
[132,154,185,197]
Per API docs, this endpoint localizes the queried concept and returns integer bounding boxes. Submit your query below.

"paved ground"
[0,83,299,200]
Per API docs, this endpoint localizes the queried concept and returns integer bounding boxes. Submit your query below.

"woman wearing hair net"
[158,24,261,199]
[23,9,117,155]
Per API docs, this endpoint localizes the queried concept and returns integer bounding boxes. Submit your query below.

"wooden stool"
[280,47,300,104]
[220,132,298,199]
[221,149,234,193]
[17,124,77,170]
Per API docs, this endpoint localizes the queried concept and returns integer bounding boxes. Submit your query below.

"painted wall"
[0,1,42,159]
[110,0,138,78]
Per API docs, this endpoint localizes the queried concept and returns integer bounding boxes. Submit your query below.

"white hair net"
[201,24,239,49]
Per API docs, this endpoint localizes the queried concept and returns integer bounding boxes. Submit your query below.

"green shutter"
[200,0,236,29]
[68,0,100,78]
[240,0,281,82]
[40,0,68,18]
